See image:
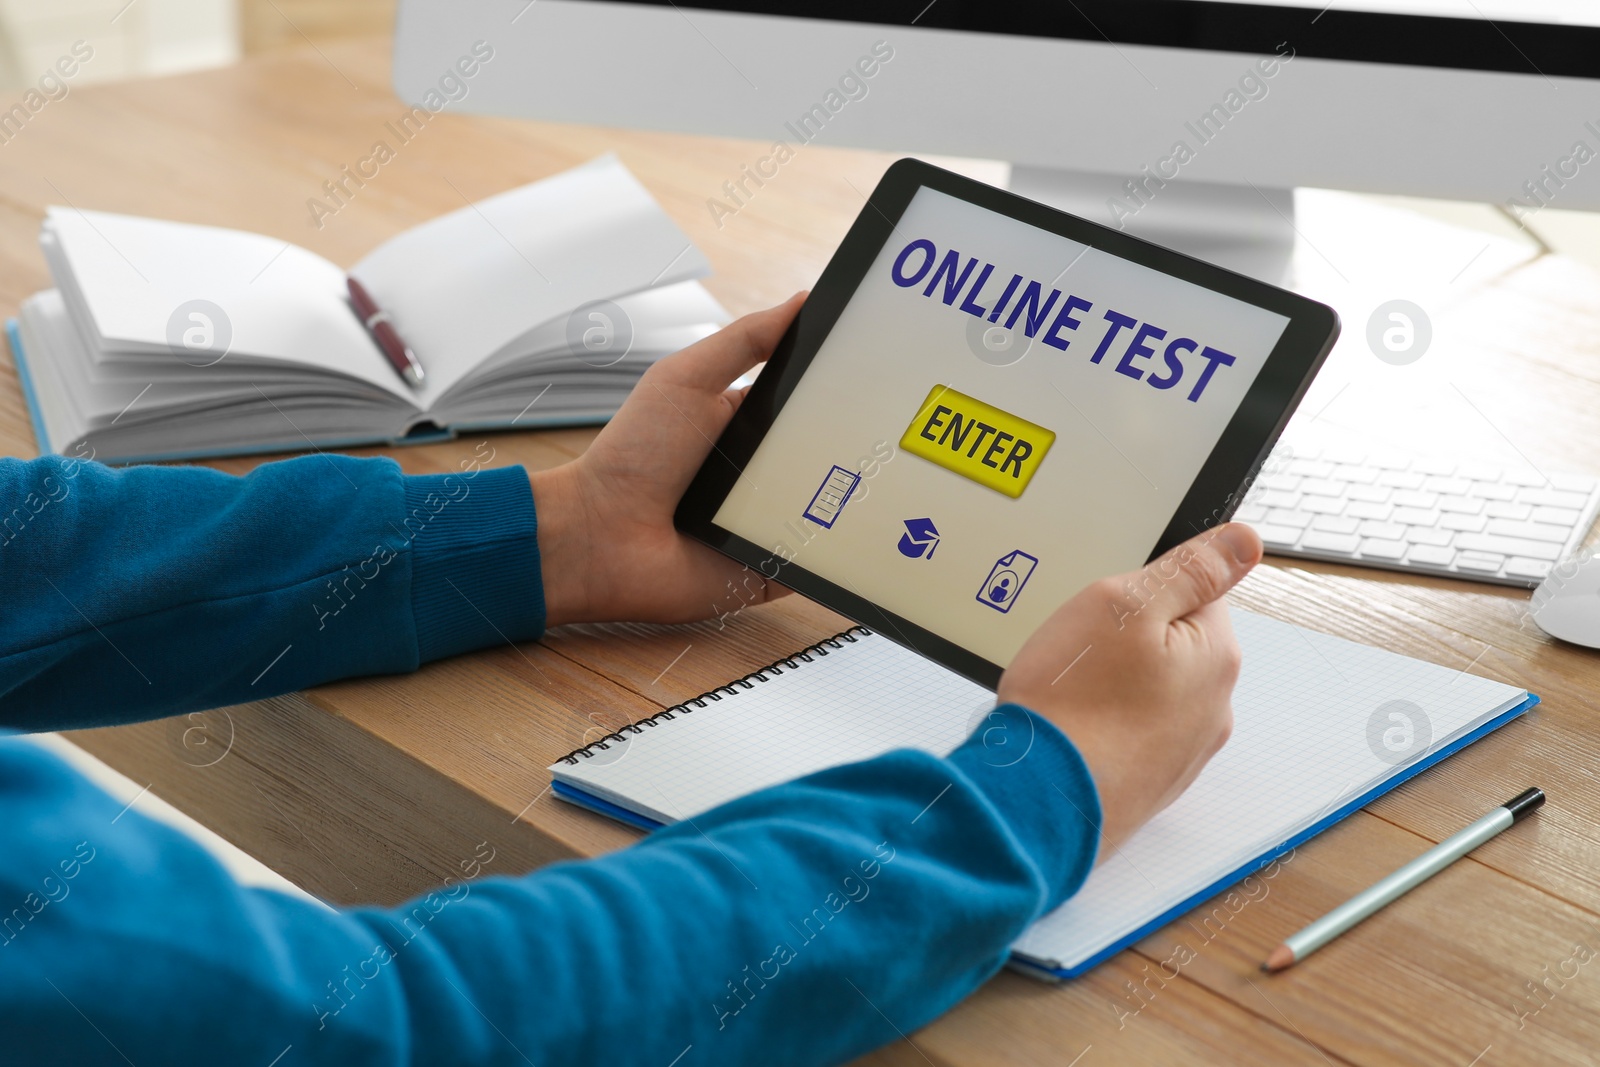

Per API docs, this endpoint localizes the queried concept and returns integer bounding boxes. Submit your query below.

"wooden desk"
[6,36,1600,1067]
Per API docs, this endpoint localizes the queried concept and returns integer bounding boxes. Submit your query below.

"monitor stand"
[1008,165,1297,286]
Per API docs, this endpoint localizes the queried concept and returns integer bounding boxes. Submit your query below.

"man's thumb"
[656,292,805,392]
[1146,523,1263,622]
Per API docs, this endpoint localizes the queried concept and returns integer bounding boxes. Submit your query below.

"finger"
[655,292,806,392]
[1182,596,1231,638]
[1173,597,1236,656]
[1142,523,1262,623]
[720,383,752,416]
[700,555,794,611]
[759,578,794,604]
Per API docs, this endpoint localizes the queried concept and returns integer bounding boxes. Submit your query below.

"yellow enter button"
[899,385,1055,498]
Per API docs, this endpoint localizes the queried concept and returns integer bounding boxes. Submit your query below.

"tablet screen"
[711,186,1293,668]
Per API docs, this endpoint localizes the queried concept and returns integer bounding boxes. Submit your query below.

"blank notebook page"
[552,609,1529,974]
[556,629,994,823]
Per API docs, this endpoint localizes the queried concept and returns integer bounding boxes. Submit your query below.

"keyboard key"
[1253,523,1304,549]
[1347,484,1392,503]
[1346,501,1394,521]
[1412,457,1456,476]
[1531,505,1582,526]
[1286,459,1335,478]
[1405,526,1455,546]
[1267,509,1315,528]
[1257,490,1303,508]
[1377,471,1426,489]
[1254,473,1301,492]
[1454,551,1506,574]
[1453,532,1562,560]
[1358,538,1408,560]
[1437,495,1484,515]
[1485,519,1572,544]
[1233,503,1269,523]
[1517,488,1589,509]
[1502,469,1548,487]
[1319,444,1362,464]
[1392,507,1441,526]
[1456,462,1503,481]
[1331,463,1378,483]
[1391,490,1439,508]
[1467,481,1517,501]
[1300,496,1345,515]
[1484,501,1532,520]
[1440,513,1489,532]
[1358,521,1408,540]
[1300,478,1348,497]
[1422,476,1473,495]
[1550,472,1598,493]
[1300,530,1361,554]
[1368,451,1411,471]
[1311,515,1360,534]
[1505,557,1553,580]
[1405,544,1456,567]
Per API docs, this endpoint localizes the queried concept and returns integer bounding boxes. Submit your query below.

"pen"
[1263,787,1545,972]
[347,276,425,388]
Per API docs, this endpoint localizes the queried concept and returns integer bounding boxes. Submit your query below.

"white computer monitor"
[393,0,1600,280]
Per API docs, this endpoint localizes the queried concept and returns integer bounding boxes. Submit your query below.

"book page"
[351,154,710,402]
[44,208,407,397]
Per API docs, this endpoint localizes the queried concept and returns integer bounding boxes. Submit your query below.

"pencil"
[1263,787,1545,972]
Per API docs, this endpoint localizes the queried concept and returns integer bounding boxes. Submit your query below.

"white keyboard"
[1236,440,1600,587]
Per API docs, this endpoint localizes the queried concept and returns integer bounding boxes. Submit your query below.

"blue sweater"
[0,453,1101,1066]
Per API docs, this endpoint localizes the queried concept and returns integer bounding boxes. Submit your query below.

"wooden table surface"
[7,35,1600,1067]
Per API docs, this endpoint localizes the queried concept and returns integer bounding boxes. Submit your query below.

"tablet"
[676,159,1339,687]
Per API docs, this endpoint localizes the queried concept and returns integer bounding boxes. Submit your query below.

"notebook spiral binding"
[556,625,873,765]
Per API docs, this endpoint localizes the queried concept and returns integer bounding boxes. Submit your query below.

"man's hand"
[997,523,1263,852]
[529,293,806,628]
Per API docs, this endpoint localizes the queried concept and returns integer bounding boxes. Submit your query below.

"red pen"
[347,276,426,388]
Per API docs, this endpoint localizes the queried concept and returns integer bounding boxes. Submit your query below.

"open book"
[7,155,728,463]
[549,610,1535,978]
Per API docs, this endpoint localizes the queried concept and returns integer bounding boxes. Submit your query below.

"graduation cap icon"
[897,517,940,559]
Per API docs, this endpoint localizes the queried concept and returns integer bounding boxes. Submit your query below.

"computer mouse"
[1529,554,1600,648]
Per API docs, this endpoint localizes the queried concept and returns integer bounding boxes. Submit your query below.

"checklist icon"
[803,465,861,529]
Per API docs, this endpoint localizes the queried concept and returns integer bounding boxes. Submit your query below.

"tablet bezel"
[675,157,1340,688]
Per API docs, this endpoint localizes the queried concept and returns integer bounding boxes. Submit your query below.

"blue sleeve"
[0,451,544,730]
[0,704,1100,1066]
[0,450,1106,1063]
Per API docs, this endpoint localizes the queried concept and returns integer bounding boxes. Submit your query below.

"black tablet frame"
[674,157,1339,688]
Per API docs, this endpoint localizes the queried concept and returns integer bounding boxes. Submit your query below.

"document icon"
[976,550,1039,613]
[803,465,861,529]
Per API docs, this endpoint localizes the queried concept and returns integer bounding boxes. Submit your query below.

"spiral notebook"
[548,609,1535,978]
